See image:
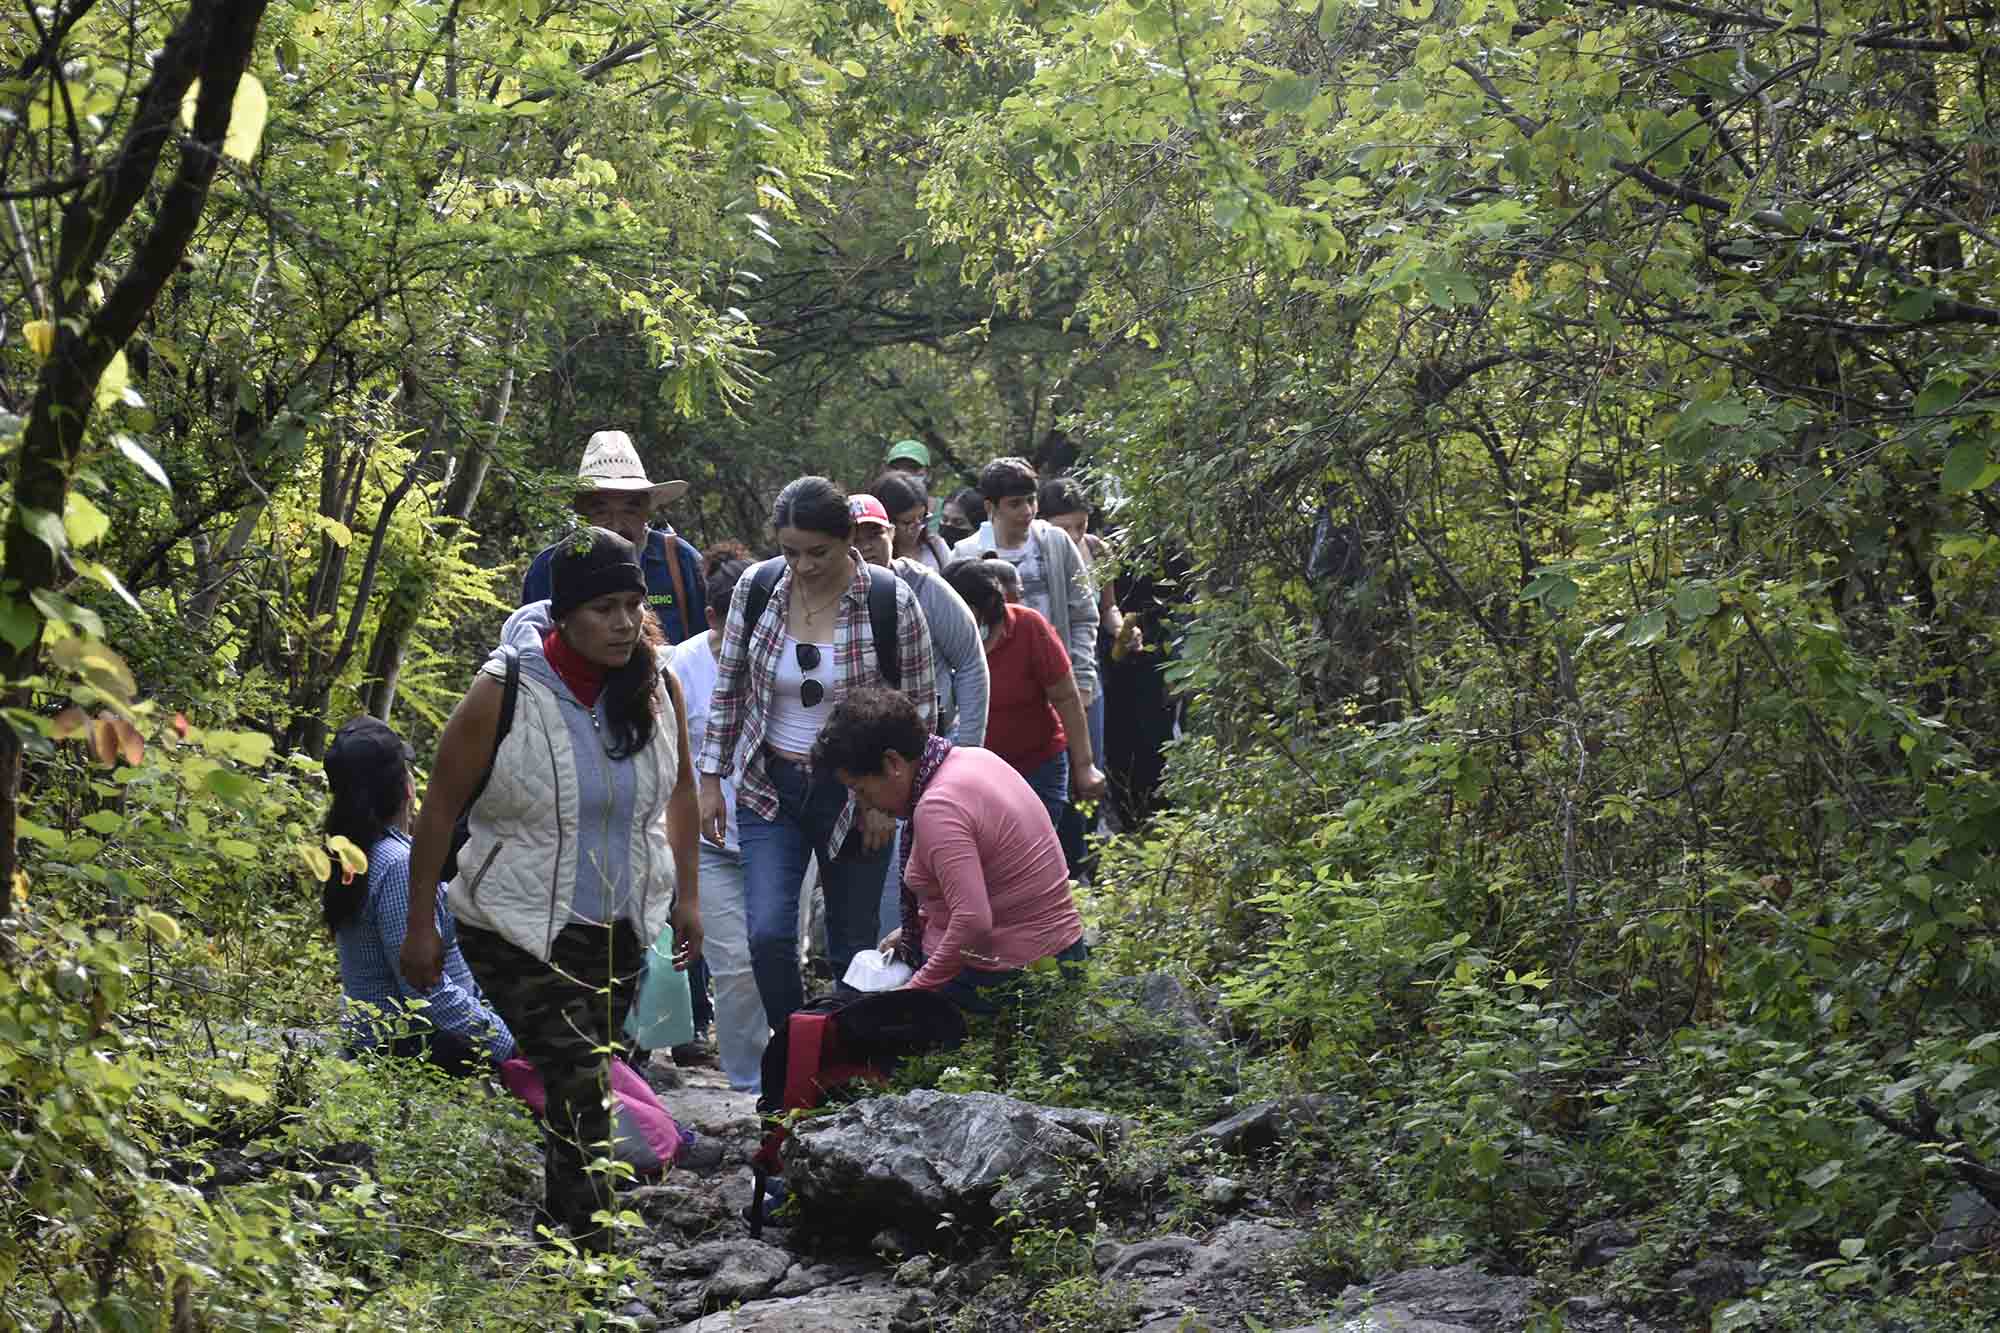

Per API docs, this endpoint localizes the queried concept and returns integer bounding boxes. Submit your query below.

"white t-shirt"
[668,634,738,852]
[766,633,833,756]
[992,537,1051,619]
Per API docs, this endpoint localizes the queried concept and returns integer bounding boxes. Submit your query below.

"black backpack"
[740,560,902,688]
[439,644,520,885]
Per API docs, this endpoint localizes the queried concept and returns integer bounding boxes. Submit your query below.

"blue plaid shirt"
[335,831,515,1060]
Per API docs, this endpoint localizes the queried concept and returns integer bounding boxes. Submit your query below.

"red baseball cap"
[848,494,894,531]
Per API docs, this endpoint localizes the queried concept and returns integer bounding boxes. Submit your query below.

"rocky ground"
[606,1027,1673,1333]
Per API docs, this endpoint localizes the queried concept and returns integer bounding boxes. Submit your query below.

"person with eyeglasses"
[695,477,938,1025]
[871,471,953,571]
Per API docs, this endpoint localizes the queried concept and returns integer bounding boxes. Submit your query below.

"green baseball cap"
[884,439,931,468]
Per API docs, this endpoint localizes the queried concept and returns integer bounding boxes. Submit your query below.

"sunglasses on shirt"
[796,642,825,708]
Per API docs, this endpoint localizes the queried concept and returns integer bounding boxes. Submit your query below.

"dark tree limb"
[0,0,272,934]
[1860,1091,2000,1213]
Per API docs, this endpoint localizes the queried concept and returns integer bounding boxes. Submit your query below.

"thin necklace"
[795,565,848,624]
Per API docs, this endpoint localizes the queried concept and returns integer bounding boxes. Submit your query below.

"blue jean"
[739,754,894,1024]
[1086,691,1106,777]
[932,936,1090,1014]
[1022,750,1070,831]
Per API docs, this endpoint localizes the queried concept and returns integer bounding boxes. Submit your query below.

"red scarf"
[542,628,607,707]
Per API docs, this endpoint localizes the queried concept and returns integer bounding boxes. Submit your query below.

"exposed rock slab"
[1332,1265,1536,1330]
[661,1283,910,1331]
[784,1089,1127,1226]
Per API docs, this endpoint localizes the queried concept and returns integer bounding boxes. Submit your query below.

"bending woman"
[323,716,513,1073]
[696,477,936,1025]
[401,527,702,1253]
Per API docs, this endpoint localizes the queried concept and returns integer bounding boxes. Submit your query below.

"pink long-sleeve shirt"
[905,747,1085,991]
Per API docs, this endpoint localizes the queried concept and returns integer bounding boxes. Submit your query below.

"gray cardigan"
[891,557,988,746]
[950,518,1100,698]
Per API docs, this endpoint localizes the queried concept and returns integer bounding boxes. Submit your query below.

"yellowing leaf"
[64,491,112,550]
[181,74,269,163]
[298,843,333,882]
[112,717,145,766]
[94,349,128,411]
[48,638,138,701]
[136,909,183,944]
[51,706,88,740]
[313,515,352,548]
[90,716,120,767]
[214,1078,270,1104]
[10,869,26,905]
[326,835,369,879]
[23,320,54,358]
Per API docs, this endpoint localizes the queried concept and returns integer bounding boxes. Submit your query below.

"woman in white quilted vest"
[400,526,703,1253]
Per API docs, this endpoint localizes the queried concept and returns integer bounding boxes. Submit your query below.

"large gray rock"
[1332,1265,1537,1330]
[1928,1186,2000,1263]
[1097,1220,1308,1331]
[661,1283,910,1331]
[1188,1095,1340,1158]
[784,1089,1127,1227]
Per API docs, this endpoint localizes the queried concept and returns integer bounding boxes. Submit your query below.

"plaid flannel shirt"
[696,554,937,852]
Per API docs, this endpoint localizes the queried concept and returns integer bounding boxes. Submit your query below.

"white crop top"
[766,634,833,755]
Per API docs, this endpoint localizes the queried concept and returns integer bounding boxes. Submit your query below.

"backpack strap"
[742,559,898,689]
[659,531,693,643]
[740,559,784,646]
[866,565,900,690]
[464,643,520,818]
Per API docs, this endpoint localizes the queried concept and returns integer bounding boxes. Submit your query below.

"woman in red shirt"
[942,558,1105,828]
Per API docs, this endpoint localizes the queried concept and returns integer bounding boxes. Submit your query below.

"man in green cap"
[883,438,941,537]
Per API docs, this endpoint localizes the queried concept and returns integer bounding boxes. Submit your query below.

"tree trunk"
[0,0,272,935]
[363,343,520,721]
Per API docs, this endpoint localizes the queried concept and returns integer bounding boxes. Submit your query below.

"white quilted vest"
[446,665,679,961]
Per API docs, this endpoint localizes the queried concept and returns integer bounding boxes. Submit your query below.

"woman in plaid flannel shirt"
[695,477,937,1025]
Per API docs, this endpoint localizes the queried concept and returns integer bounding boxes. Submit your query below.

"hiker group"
[319,429,1179,1251]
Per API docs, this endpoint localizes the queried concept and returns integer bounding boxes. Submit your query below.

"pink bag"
[498,1056,688,1177]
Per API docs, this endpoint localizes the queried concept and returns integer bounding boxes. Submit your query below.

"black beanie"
[550,526,647,620]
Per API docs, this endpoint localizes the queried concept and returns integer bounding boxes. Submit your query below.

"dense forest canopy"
[3,0,1999,1326]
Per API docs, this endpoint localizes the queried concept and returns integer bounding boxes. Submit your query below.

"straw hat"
[574,430,688,504]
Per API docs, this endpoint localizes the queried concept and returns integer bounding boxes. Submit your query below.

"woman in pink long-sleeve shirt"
[814,688,1087,1011]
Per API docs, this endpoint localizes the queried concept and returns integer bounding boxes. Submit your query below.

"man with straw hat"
[521,429,706,645]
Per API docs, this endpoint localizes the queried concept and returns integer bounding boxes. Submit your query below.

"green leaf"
[79,811,125,834]
[0,596,40,652]
[1318,0,1344,39]
[64,491,112,549]
[213,1078,270,1104]
[1942,441,1992,494]
[1623,609,1668,646]
[1915,376,1963,417]
[217,838,257,861]
[20,507,66,556]
[1262,73,1317,114]
[1801,1159,1843,1189]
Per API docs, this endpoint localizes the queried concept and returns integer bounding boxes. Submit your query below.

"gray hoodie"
[949,518,1099,697]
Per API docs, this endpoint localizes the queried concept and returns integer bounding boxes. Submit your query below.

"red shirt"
[982,604,1069,773]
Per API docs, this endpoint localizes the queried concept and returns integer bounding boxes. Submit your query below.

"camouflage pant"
[457,920,642,1251]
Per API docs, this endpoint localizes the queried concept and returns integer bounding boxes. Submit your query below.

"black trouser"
[456,920,642,1252]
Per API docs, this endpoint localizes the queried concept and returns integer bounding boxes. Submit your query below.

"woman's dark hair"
[771,476,853,539]
[948,484,984,521]
[812,687,929,778]
[599,611,667,760]
[943,557,1007,628]
[977,456,1039,502]
[871,471,928,518]
[1038,477,1090,521]
[321,718,412,936]
[704,554,751,612]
